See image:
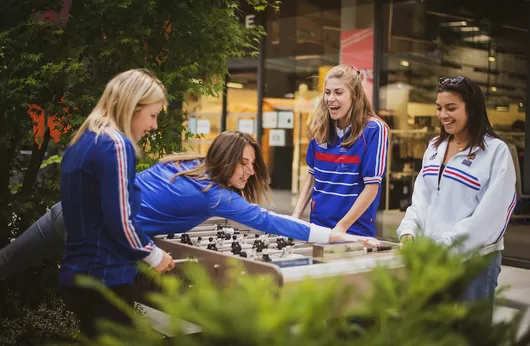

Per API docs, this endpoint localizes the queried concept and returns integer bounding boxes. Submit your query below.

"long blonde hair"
[310,64,386,147]
[160,131,271,205]
[70,69,167,155]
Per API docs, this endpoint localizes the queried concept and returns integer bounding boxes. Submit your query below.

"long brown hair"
[310,64,387,146]
[160,131,271,204]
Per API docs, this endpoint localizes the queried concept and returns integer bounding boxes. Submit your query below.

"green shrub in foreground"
[54,238,530,346]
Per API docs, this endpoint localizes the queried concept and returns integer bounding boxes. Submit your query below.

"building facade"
[183,0,530,267]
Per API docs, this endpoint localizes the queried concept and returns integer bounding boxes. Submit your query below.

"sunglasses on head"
[438,76,466,86]
[350,65,361,75]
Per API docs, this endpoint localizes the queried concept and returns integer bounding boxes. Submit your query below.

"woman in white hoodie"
[397,76,516,302]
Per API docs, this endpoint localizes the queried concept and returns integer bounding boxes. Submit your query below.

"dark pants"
[0,202,66,280]
[60,283,135,340]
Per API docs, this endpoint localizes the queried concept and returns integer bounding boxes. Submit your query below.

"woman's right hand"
[154,250,174,274]
[399,234,414,243]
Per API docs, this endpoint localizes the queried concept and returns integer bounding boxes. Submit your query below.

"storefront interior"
[182,0,529,266]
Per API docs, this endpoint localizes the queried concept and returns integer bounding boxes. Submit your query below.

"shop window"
[378,0,527,217]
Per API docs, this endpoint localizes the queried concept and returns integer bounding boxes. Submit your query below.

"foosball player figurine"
[231,235,242,255]
[253,240,266,253]
[365,245,392,252]
[276,238,287,250]
[241,233,248,245]
[261,253,272,262]
[207,237,218,251]
[193,236,203,247]
[239,251,248,258]
[181,233,192,245]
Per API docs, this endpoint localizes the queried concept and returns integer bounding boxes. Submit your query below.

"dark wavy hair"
[434,76,499,150]
[161,131,271,204]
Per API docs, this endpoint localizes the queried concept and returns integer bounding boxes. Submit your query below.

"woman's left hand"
[329,232,382,247]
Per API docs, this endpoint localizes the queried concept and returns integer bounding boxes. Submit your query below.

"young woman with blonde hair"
[59,69,174,339]
[293,64,390,237]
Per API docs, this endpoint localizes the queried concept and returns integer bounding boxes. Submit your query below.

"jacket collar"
[434,136,485,163]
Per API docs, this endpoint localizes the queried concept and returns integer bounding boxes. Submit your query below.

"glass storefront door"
[377,0,529,266]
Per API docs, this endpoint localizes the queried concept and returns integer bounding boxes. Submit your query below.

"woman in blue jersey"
[135,131,377,244]
[59,69,174,339]
[397,77,516,305]
[293,64,389,237]
[0,133,380,281]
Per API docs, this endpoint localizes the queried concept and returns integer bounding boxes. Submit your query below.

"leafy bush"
[0,288,78,346]
[61,238,530,346]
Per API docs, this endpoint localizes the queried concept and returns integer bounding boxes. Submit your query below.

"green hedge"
[59,238,530,346]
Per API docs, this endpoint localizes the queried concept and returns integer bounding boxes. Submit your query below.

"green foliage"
[0,288,78,346]
[136,156,160,173]
[0,0,274,243]
[64,238,530,346]
[0,1,278,345]
[40,154,62,169]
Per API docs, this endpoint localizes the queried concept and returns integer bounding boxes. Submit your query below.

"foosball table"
[146,217,403,294]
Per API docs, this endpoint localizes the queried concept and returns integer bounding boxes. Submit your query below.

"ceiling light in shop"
[495,106,509,112]
[295,55,321,60]
[463,35,490,43]
[488,56,496,62]
[447,21,468,27]
[491,86,497,92]
[322,25,340,31]
[460,26,480,32]
[227,82,243,89]
[520,103,524,107]
[400,60,409,67]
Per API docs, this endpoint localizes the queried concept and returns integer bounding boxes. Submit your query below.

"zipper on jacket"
[436,146,478,195]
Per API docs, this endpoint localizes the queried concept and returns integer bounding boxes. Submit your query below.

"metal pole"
[373,0,383,111]
[256,11,267,145]
[221,74,228,132]
[524,4,530,195]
